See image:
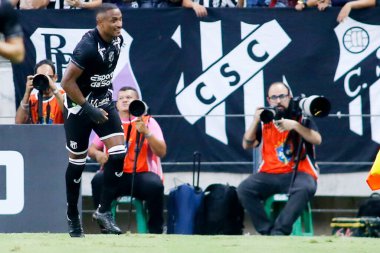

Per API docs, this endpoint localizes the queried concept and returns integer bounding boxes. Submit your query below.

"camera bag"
[194,184,244,235]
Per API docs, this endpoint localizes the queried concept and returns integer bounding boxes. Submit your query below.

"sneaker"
[92,212,108,234]
[93,210,123,235]
[67,215,84,238]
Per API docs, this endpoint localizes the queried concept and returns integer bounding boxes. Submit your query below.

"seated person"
[237,82,321,236]
[15,59,64,124]
[89,86,167,234]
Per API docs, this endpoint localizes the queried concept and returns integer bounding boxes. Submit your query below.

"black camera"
[129,100,149,117]
[260,95,331,123]
[32,74,50,91]
[260,107,279,123]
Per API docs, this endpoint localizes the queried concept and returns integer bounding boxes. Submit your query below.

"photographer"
[237,82,321,236]
[15,59,64,124]
[89,86,166,234]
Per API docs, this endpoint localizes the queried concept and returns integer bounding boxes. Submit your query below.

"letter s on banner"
[175,20,291,125]
[0,151,24,215]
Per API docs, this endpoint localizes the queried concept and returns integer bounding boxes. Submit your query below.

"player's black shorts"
[64,102,123,155]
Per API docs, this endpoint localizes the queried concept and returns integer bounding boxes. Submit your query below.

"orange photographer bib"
[123,116,159,175]
[258,122,318,180]
[29,92,64,124]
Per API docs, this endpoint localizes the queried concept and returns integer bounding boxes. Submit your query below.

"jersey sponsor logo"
[89,96,111,108]
[90,73,114,88]
[173,20,290,144]
[334,18,380,144]
[73,177,81,184]
[0,151,24,215]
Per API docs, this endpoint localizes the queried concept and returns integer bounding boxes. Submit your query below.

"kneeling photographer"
[237,81,329,236]
[15,59,64,124]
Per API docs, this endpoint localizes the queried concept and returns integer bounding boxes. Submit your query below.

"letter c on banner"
[247,40,269,62]
[196,82,216,105]
[344,67,362,97]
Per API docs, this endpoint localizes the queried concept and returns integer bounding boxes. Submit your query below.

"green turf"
[1,234,380,253]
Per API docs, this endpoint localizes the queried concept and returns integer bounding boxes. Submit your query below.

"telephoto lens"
[129,100,149,117]
[298,95,331,118]
[32,74,50,91]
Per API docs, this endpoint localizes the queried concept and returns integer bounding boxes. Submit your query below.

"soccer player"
[61,3,125,237]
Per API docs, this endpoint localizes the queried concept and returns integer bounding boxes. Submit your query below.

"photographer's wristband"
[244,137,254,144]
[20,101,29,110]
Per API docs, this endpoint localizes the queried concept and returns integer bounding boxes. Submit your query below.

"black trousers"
[64,102,123,154]
[237,172,317,235]
[91,170,164,234]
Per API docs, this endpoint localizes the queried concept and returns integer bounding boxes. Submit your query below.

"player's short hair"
[96,3,119,16]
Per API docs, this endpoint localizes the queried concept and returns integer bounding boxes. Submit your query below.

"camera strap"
[28,100,34,124]
[125,116,150,152]
[285,115,306,162]
[37,92,43,124]
[134,117,149,152]
[136,133,145,152]
[45,102,51,124]
[138,116,151,151]
[125,118,132,151]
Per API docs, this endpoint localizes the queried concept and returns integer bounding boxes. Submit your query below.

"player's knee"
[107,145,126,170]
[66,158,86,181]
[108,145,126,160]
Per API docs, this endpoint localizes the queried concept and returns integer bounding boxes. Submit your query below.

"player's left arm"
[60,62,86,106]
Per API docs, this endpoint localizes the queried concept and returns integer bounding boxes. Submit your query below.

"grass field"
[1,234,380,253]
